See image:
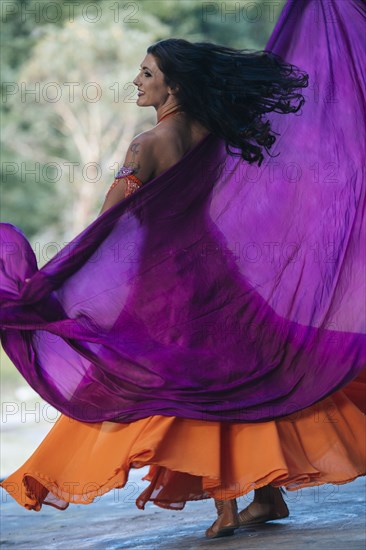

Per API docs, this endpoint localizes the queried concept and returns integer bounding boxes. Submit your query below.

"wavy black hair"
[147,38,309,166]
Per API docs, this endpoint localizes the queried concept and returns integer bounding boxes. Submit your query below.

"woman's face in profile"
[133,53,173,108]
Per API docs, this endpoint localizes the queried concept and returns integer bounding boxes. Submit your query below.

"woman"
[1,0,365,542]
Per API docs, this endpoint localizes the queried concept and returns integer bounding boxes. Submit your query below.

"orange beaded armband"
[105,166,143,199]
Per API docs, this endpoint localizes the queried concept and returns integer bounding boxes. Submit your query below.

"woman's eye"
[144,72,151,77]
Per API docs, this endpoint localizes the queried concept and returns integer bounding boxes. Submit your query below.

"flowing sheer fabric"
[0,0,365,423]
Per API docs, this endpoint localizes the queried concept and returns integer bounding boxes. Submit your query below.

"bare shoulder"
[122,130,157,184]
[123,121,210,181]
[125,128,174,180]
[132,127,166,153]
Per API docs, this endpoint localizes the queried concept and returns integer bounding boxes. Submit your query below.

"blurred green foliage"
[1,0,283,239]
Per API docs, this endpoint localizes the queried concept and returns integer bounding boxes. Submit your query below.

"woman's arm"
[99,135,155,216]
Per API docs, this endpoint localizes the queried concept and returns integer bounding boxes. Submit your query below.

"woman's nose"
[133,75,140,86]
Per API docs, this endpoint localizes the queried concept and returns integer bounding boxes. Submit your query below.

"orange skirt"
[1,380,365,512]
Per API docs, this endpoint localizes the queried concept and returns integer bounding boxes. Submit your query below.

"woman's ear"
[168,83,180,96]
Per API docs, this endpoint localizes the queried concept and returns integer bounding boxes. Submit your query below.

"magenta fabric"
[0,0,365,423]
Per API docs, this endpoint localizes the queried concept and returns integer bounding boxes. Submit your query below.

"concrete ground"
[1,470,365,549]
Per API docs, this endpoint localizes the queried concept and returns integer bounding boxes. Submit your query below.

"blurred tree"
[1,0,106,238]
[140,0,284,49]
[1,0,284,245]
[2,2,169,240]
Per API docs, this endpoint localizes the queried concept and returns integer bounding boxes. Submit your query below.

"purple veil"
[0,0,365,423]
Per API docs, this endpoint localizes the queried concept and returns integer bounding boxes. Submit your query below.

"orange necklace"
[157,107,182,124]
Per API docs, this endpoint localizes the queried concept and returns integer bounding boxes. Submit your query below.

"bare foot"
[238,486,289,526]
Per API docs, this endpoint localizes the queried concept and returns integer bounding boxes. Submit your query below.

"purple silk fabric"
[0,0,365,423]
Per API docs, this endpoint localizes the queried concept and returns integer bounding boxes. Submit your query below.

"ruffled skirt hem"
[1,388,365,512]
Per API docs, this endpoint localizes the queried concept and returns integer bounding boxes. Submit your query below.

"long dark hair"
[147,38,308,166]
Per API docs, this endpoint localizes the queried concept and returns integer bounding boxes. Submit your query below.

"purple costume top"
[0,0,365,422]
